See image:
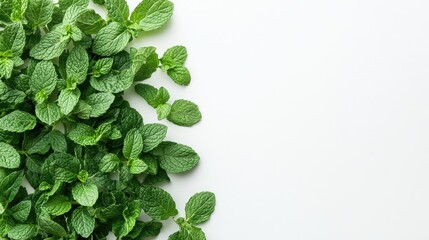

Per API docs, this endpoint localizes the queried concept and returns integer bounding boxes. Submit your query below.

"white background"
[104,0,429,239]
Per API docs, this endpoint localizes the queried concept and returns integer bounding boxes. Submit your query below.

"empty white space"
[111,0,429,239]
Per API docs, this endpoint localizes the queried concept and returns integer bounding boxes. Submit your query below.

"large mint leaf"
[92,22,131,56]
[30,25,71,60]
[0,23,25,56]
[0,110,36,133]
[25,0,54,28]
[130,0,174,32]
[0,142,20,169]
[152,141,199,173]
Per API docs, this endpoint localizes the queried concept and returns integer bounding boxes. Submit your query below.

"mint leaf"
[140,186,178,220]
[112,200,142,237]
[25,0,54,28]
[0,23,25,56]
[140,123,167,152]
[123,128,143,159]
[0,142,20,169]
[0,58,14,79]
[92,22,131,56]
[152,141,199,173]
[185,192,216,225]
[10,0,28,22]
[167,99,202,126]
[0,170,23,202]
[8,224,38,240]
[105,0,129,23]
[161,45,187,70]
[68,123,98,146]
[92,58,113,77]
[130,46,157,75]
[10,200,31,222]
[35,102,62,125]
[0,110,36,133]
[167,66,191,86]
[156,103,171,120]
[59,0,89,11]
[30,60,57,100]
[66,46,89,84]
[135,84,169,108]
[43,152,80,183]
[130,0,174,32]
[90,68,133,93]
[63,4,86,24]
[72,182,98,206]
[30,25,71,60]
[76,10,106,34]
[43,195,72,216]
[99,153,120,172]
[85,92,115,117]
[38,215,68,237]
[129,158,148,174]
[58,88,81,115]
[71,207,95,238]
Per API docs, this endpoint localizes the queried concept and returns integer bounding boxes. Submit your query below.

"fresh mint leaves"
[0,0,215,240]
[0,0,215,239]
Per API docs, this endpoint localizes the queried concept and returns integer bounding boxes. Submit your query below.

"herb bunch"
[0,0,215,239]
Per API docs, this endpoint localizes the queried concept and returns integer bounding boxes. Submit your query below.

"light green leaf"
[38,215,68,237]
[123,128,143,159]
[11,0,28,22]
[71,207,95,238]
[161,45,187,70]
[0,58,14,79]
[152,141,199,173]
[0,170,23,202]
[0,23,25,56]
[130,0,174,32]
[167,66,191,86]
[129,158,148,174]
[99,153,120,172]
[30,25,71,60]
[85,92,115,117]
[11,200,31,222]
[135,84,169,108]
[140,123,167,152]
[185,192,216,225]
[0,110,36,133]
[59,0,89,11]
[8,224,38,240]
[90,68,133,93]
[63,4,86,24]
[68,123,97,146]
[167,99,201,126]
[130,46,156,75]
[76,10,106,34]
[66,46,89,84]
[105,0,129,23]
[72,182,98,206]
[92,58,113,77]
[156,103,171,120]
[0,142,20,169]
[112,200,142,237]
[25,0,54,28]
[92,22,131,56]
[42,152,80,183]
[58,88,81,115]
[140,186,178,220]
[43,195,71,216]
[35,102,62,125]
[30,60,57,100]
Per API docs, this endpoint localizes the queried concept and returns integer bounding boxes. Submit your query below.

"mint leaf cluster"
[0,0,214,239]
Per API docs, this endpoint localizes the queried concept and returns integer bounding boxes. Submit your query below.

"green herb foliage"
[0,0,214,239]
